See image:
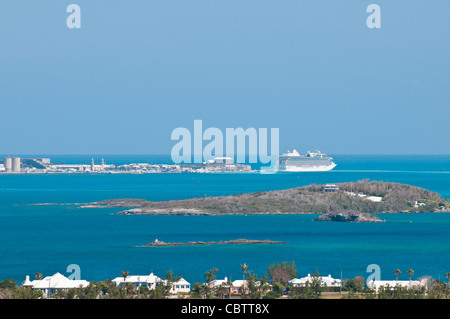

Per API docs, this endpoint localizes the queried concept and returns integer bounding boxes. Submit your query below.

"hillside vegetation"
[91,180,450,215]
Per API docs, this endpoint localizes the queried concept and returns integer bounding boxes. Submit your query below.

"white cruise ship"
[278,149,336,172]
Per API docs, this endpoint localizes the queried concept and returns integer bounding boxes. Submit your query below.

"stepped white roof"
[24,272,89,289]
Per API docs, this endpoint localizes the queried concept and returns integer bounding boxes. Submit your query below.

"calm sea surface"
[0,155,449,284]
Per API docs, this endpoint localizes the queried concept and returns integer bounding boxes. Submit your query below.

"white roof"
[157,277,191,287]
[289,274,341,286]
[367,280,422,288]
[231,279,261,287]
[28,273,89,289]
[209,277,229,287]
[173,277,190,285]
[112,273,161,285]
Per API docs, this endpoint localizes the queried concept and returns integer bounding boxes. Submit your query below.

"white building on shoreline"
[366,279,427,293]
[289,274,342,288]
[22,273,89,298]
[111,273,191,294]
[112,273,161,290]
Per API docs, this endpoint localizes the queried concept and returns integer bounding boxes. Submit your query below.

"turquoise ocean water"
[0,155,449,284]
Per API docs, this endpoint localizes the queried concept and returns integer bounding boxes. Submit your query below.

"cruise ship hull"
[281,162,337,172]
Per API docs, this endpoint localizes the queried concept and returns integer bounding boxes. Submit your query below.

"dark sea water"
[0,155,449,284]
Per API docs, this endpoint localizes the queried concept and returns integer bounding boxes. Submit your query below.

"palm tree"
[240,263,249,295]
[406,269,414,282]
[393,269,401,282]
[121,271,130,285]
[241,263,248,281]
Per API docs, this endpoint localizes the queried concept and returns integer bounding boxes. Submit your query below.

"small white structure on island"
[289,274,342,288]
[212,157,233,164]
[345,191,383,202]
[22,272,89,298]
[414,201,426,208]
[366,279,427,293]
[323,184,339,193]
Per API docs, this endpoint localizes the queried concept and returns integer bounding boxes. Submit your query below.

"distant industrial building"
[12,157,21,172]
[4,157,12,172]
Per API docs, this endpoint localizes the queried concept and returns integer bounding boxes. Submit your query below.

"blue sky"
[0,1,449,155]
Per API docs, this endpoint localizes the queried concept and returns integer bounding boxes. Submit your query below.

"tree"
[246,272,266,299]
[241,263,248,281]
[204,268,218,285]
[266,261,298,287]
[35,273,43,280]
[406,269,414,282]
[301,271,323,299]
[160,269,181,296]
[0,279,16,290]
[445,273,450,299]
[203,268,218,299]
[215,283,230,299]
[120,271,130,284]
[343,277,364,294]
[393,269,401,282]
[190,282,204,299]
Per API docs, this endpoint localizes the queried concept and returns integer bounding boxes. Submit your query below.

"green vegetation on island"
[86,180,450,220]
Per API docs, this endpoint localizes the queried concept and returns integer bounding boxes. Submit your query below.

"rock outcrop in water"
[140,239,287,247]
[314,212,384,223]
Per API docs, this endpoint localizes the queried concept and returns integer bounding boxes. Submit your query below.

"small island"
[53,180,450,223]
[139,239,287,247]
[313,212,384,223]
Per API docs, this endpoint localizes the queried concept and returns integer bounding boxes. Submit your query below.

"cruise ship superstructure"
[278,149,336,172]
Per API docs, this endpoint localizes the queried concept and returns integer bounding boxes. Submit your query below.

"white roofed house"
[22,273,89,298]
[366,279,427,293]
[111,272,161,290]
[111,273,191,294]
[170,277,191,294]
[289,274,342,288]
[207,277,231,289]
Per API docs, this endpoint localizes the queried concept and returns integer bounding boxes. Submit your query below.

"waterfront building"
[289,274,342,288]
[22,273,89,298]
[170,278,191,294]
[207,277,230,288]
[112,273,161,290]
[111,273,191,294]
[366,279,427,293]
[230,280,249,295]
